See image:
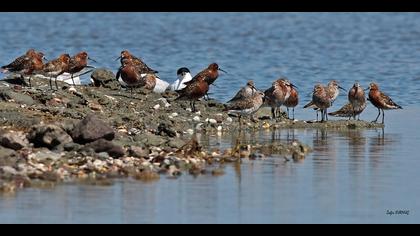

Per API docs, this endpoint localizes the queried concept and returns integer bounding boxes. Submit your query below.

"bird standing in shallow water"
[264,78,292,119]
[367,82,402,124]
[227,80,257,104]
[305,84,331,122]
[224,91,265,125]
[284,82,299,120]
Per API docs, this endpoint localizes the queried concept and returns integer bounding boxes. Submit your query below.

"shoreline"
[1,71,383,194]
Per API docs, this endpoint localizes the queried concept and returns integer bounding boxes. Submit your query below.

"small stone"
[153,104,160,110]
[0,131,29,150]
[168,139,186,149]
[27,125,73,150]
[71,114,115,144]
[186,129,194,135]
[85,139,125,158]
[217,126,223,131]
[209,119,217,124]
[128,146,149,158]
[186,108,192,112]
[226,117,233,123]
[171,113,178,117]
[193,116,200,122]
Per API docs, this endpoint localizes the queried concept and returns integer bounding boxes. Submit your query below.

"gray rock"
[90,68,120,90]
[168,138,186,149]
[71,114,115,144]
[136,133,167,147]
[128,146,149,158]
[27,125,73,150]
[32,150,62,162]
[0,131,29,150]
[85,139,125,158]
[0,146,16,161]
[63,142,83,152]
[0,89,35,106]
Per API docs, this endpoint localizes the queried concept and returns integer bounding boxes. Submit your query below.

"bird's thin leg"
[271,107,276,120]
[292,108,295,120]
[71,74,76,86]
[238,115,242,126]
[373,108,381,123]
[287,107,290,119]
[321,109,325,122]
[28,75,32,88]
[49,77,53,90]
[381,109,385,124]
[325,109,328,121]
[55,76,59,90]
[130,87,133,98]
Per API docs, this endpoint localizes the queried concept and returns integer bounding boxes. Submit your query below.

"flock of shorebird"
[0,49,402,124]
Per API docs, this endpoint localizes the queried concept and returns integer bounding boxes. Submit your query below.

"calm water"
[1,13,420,223]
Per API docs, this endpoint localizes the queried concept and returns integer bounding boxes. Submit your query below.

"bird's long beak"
[115,56,122,61]
[218,68,228,74]
[291,83,298,89]
[42,56,48,61]
[364,87,370,91]
[88,57,97,63]
[338,86,347,92]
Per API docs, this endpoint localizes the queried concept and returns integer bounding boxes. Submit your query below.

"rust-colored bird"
[367,82,402,124]
[305,84,331,122]
[284,83,299,120]
[1,49,45,87]
[176,75,211,112]
[264,78,292,119]
[38,54,71,90]
[116,59,156,97]
[117,50,158,74]
[187,63,226,100]
[67,51,96,85]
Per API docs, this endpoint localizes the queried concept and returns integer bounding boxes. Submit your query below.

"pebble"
[193,116,201,122]
[153,104,160,110]
[226,117,233,123]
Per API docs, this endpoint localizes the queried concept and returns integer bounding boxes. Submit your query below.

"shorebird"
[117,50,158,75]
[264,78,292,119]
[38,54,71,90]
[175,75,210,112]
[367,82,402,124]
[348,82,366,120]
[67,51,96,86]
[190,63,226,100]
[305,84,331,122]
[224,91,265,125]
[328,102,367,120]
[227,80,257,103]
[169,67,193,91]
[116,59,151,97]
[284,83,299,120]
[303,80,346,121]
[1,49,45,87]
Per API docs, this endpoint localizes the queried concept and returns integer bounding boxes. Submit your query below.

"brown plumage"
[67,51,95,86]
[1,49,45,87]
[368,82,402,124]
[264,78,291,119]
[119,50,158,74]
[116,59,156,97]
[227,80,257,103]
[39,54,71,90]
[328,102,367,119]
[225,91,265,124]
[284,86,299,119]
[346,82,366,120]
[176,76,210,112]
[189,63,226,100]
[308,84,331,122]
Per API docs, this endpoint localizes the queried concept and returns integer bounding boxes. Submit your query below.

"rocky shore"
[0,70,383,194]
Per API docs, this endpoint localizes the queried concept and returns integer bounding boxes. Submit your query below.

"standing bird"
[329,82,367,120]
[227,80,257,103]
[284,82,299,120]
[224,91,265,125]
[305,84,331,122]
[67,51,96,86]
[189,63,226,100]
[117,50,158,74]
[304,80,346,121]
[116,59,155,97]
[169,67,193,91]
[1,49,45,87]
[38,54,71,90]
[176,76,211,112]
[264,78,291,119]
[367,83,402,124]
